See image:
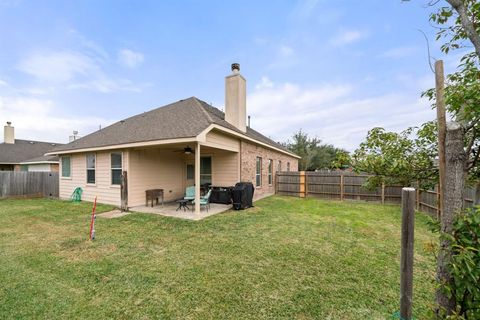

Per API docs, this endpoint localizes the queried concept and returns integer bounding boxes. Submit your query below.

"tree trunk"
[436,121,466,315]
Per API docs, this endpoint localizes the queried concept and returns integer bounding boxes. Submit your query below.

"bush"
[441,207,480,319]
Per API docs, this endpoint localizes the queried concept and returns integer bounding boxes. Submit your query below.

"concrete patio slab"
[130,202,232,221]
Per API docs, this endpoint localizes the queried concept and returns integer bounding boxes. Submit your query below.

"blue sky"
[0,0,457,150]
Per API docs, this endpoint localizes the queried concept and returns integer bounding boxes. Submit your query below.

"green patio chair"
[184,186,195,201]
[192,189,212,212]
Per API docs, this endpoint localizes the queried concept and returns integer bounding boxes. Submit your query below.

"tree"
[352,123,438,189]
[286,130,348,171]
[422,1,480,315]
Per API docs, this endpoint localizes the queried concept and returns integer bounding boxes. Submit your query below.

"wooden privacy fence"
[0,172,59,199]
[276,171,476,217]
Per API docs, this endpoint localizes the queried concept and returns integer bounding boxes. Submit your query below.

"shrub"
[440,208,480,319]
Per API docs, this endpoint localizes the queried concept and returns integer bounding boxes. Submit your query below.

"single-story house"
[0,122,62,172]
[47,64,300,214]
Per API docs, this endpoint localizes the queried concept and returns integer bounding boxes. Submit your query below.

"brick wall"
[240,141,299,199]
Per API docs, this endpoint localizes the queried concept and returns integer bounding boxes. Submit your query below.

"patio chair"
[184,186,195,201]
[192,189,212,212]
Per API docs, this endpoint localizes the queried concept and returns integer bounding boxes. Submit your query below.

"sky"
[0,0,460,151]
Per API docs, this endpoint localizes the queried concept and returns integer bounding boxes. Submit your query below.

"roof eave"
[45,136,199,155]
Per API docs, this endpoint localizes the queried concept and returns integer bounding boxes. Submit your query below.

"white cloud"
[18,51,96,83]
[118,49,144,68]
[18,49,146,93]
[279,45,294,57]
[247,78,435,151]
[380,46,418,58]
[0,79,7,86]
[0,96,114,143]
[331,29,368,46]
[255,76,274,90]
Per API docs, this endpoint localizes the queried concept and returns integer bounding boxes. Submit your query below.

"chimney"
[225,63,247,132]
[4,122,14,144]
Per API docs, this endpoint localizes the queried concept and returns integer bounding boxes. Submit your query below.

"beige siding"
[128,149,185,207]
[204,130,240,152]
[211,150,239,186]
[184,148,239,187]
[59,150,127,206]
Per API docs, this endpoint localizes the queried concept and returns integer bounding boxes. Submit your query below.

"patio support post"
[194,142,201,216]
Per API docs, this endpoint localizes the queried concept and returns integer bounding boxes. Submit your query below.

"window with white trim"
[111,153,122,185]
[256,157,262,187]
[268,159,273,185]
[62,156,71,177]
[86,154,96,184]
[278,160,282,172]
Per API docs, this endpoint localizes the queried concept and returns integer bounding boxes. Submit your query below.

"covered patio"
[127,135,240,218]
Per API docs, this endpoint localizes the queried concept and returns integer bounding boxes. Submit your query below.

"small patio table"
[145,189,164,207]
[175,199,190,211]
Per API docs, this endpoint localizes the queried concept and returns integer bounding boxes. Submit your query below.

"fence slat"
[0,172,59,198]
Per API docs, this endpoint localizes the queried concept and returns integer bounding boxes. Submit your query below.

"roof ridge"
[192,97,214,124]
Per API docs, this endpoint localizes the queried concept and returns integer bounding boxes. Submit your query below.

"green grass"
[0,196,436,319]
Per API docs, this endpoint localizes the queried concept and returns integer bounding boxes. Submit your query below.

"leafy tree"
[352,123,438,189]
[286,130,348,171]
[421,1,480,316]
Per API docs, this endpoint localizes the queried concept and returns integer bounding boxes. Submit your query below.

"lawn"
[0,196,436,319]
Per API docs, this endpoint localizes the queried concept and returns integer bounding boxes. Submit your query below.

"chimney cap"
[231,63,240,72]
[6,121,11,126]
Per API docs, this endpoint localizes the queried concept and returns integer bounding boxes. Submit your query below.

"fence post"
[381,182,385,204]
[121,171,128,212]
[340,174,344,201]
[436,184,441,218]
[400,187,415,320]
[299,171,306,198]
[416,181,420,211]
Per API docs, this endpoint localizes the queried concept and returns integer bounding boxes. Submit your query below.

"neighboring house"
[0,122,62,172]
[47,64,300,213]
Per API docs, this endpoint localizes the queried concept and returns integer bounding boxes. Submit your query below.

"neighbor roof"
[20,154,60,164]
[0,140,62,164]
[50,97,293,155]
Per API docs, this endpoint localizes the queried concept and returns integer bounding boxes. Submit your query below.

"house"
[47,64,300,214]
[0,122,62,172]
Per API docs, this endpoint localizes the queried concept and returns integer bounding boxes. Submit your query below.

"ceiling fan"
[174,146,195,154]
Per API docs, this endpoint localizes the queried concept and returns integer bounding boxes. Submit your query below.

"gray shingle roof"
[20,154,60,164]
[0,140,62,164]
[50,97,293,155]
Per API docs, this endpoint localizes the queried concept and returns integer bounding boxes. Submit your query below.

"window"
[200,157,212,185]
[268,159,273,185]
[86,154,96,184]
[20,165,28,172]
[62,156,71,177]
[256,157,262,187]
[287,162,290,172]
[186,164,194,180]
[278,160,282,172]
[111,153,122,185]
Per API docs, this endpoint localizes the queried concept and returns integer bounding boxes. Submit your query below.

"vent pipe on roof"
[69,130,80,142]
[225,63,247,133]
[248,115,251,128]
[4,121,14,144]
